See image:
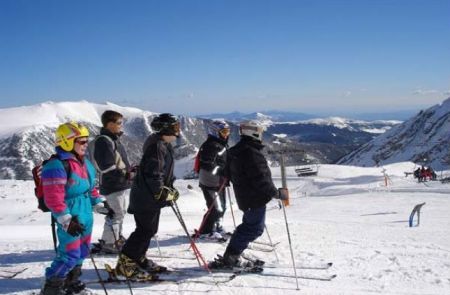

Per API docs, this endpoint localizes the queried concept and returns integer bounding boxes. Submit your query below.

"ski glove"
[95,201,115,218]
[59,215,85,237]
[155,186,180,202]
[274,188,289,201]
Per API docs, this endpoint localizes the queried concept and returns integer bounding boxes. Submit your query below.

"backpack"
[32,155,70,212]
[87,135,126,179]
[193,152,200,174]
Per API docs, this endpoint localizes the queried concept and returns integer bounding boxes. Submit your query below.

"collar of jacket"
[55,146,84,162]
[100,127,122,140]
[240,135,265,150]
[207,134,228,147]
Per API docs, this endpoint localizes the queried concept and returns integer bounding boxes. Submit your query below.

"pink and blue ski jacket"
[41,147,103,278]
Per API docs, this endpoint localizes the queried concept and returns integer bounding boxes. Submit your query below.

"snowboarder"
[197,119,230,240]
[40,122,113,295]
[114,113,181,279]
[91,110,132,254]
[210,120,288,269]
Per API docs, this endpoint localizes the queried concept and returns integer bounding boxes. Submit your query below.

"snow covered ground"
[1,163,449,295]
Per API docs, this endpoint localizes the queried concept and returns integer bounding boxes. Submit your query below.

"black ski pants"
[121,210,161,261]
[225,206,266,255]
[199,187,226,234]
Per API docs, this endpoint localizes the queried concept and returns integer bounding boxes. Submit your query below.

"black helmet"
[151,113,180,136]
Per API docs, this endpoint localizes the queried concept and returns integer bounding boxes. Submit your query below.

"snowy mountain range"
[339,97,450,170]
[197,110,316,122]
[0,101,399,180]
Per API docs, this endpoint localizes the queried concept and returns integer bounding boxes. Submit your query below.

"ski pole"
[280,200,299,290]
[279,153,299,290]
[107,219,134,295]
[226,187,236,229]
[264,224,279,263]
[50,216,58,253]
[89,252,109,295]
[154,235,162,257]
[170,201,211,272]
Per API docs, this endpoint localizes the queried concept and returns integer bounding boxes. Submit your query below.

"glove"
[155,186,180,202]
[274,188,289,201]
[58,215,85,237]
[127,165,139,182]
[94,201,115,218]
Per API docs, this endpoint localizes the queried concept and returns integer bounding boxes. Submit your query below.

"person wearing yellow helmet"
[40,122,112,295]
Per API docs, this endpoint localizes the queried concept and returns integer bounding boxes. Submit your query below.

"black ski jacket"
[198,135,228,189]
[226,136,278,211]
[94,128,131,195]
[128,133,175,213]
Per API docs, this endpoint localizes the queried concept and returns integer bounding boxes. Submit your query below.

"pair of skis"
[94,259,335,287]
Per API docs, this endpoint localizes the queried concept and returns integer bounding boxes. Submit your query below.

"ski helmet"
[239,120,266,141]
[151,113,180,136]
[55,122,89,151]
[208,119,230,140]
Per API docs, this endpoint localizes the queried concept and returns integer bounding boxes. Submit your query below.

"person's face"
[106,118,123,134]
[73,137,89,156]
[219,127,230,140]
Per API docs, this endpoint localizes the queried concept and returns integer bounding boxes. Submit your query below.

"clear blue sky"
[0,0,449,115]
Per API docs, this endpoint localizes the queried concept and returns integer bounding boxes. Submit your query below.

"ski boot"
[209,248,260,271]
[138,256,168,273]
[115,253,156,281]
[40,277,65,295]
[64,265,94,295]
[91,239,120,254]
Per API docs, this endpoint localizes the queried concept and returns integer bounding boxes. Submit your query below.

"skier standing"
[197,119,230,240]
[91,110,132,254]
[40,122,113,295]
[210,120,288,269]
[114,113,181,279]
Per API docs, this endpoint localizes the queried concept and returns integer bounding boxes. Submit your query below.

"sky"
[0,0,449,116]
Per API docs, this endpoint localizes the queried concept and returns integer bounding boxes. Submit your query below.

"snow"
[0,101,155,138]
[1,162,450,294]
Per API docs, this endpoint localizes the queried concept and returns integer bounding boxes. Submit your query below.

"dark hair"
[101,110,123,127]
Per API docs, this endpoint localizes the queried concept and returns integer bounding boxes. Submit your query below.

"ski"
[258,271,337,281]
[188,266,336,281]
[0,267,28,279]
[95,264,236,286]
[262,262,332,270]
[146,253,196,260]
[247,243,275,252]
[241,254,333,270]
[252,240,280,247]
[86,274,236,286]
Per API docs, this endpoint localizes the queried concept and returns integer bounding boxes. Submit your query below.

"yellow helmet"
[55,122,89,151]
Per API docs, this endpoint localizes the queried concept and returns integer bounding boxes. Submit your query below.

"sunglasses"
[75,139,89,145]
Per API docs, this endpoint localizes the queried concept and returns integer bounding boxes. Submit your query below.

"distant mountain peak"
[339,97,450,170]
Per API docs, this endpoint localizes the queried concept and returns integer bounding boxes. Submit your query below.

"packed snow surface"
[0,162,449,294]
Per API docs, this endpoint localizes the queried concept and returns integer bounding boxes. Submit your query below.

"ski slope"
[1,163,449,294]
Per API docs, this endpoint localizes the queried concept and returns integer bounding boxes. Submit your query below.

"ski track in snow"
[0,163,450,294]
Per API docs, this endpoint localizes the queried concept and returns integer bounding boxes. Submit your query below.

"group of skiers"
[39,110,288,295]
[414,166,437,182]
